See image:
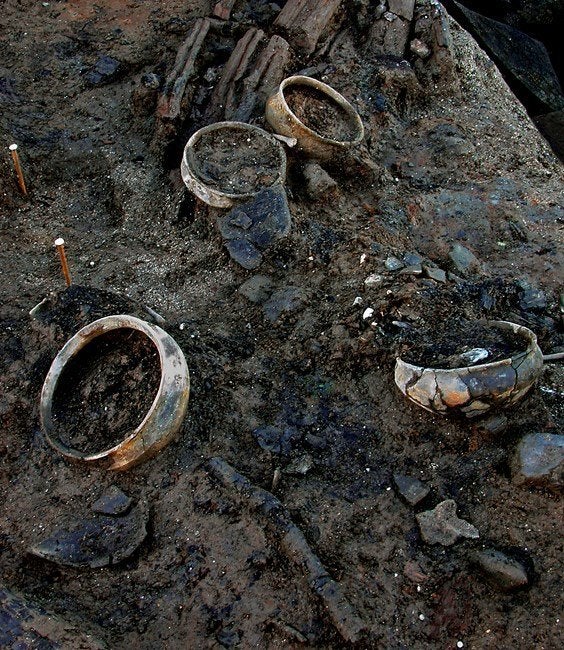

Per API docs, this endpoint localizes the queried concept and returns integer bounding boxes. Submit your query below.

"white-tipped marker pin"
[54,238,72,287]
[9,143,27,195]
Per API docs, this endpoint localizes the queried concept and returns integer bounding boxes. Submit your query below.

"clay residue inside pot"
[189,128,282,195]
[51,330,161,454]
[284,84,359,142]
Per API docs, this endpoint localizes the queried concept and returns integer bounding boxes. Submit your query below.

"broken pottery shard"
[30,504,149,568]
[453,2,564,113]
[274,0,342,55]
[423,265,447,283]
[224,238,263,270]
[416,499,479,546]
[512,433,564,487]
[393,474,430,506]
[303,162,338,199]
[92,485,132,516]
[472,549,529,592]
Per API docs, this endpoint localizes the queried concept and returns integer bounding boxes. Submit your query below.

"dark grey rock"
[238,275,273,304]
[253,425,298,455]
[393,474,430,505]
[453,2,564,113]
[449,243,480,274]
[84,55,122,86]
[403,252,424,266]
[400,263,423,275]
[92,485,132,516]
[224,238,263,270]
[416,499,479,546]
[284,454,314,475]
[512,432,564,487]
[385,255,404,271]
[423,265,446,283]
[535,110,564,162]
[519,288,547,311]
[472,549,529,591]
[263,287,305,322]
[30,504,149,568]
[478,413,508,435]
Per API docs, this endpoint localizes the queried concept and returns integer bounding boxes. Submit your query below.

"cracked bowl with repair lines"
[394,320,544,418]
[181,121,287,208]
[265,75,364,161]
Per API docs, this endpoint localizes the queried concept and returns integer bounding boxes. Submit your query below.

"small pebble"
[363,307,374,320]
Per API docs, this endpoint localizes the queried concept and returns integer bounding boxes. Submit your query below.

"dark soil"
[403,320,527,368]
[189,126,283,194]
[284,84,359,142]
[52,329,161,454]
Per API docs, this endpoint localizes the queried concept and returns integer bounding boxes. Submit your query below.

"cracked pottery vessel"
[394,320,543,418]
[40,315,190,470]
[265,75,364,161]
[181,121,287,208]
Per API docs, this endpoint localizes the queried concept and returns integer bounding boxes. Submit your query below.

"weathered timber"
[274,0,342,55]
[157,18,210,123]
[213,0,237,20]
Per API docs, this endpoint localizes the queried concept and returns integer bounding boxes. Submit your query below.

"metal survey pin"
[9,144,27,195]
[54,238,72,287]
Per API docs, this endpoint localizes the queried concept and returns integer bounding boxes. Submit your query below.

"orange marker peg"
[54,238,72,287]
[9,144,27,195]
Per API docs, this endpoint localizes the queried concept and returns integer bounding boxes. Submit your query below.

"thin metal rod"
[54,238,72,287]
[9,144,27,195]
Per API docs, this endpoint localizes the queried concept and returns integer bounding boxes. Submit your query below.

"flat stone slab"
[393,473,430,505]
[512,432,564,487]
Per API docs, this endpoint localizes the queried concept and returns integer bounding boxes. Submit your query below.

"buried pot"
[40,315,190,470]
[180,121,287,208]
[265,75,364,161]
[394,320,544,418]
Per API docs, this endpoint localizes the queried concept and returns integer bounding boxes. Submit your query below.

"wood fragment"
[156,18,210,122]
[207,457,367,644]
[213,0,237,21]
[206,29,289,122]
[274,0,342,55]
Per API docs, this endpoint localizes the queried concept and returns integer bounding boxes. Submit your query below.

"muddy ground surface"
[0,1,563,648]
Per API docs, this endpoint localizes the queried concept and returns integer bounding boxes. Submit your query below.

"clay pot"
[394,320,544,418]
[40,315,190,470]
[181,121,287,208]
[265,75,364,161]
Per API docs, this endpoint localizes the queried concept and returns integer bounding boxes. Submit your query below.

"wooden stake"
[9,144,27,195]
[54,238,72,287]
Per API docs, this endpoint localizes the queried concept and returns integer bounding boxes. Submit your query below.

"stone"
[416,500,479,546]
[364,273,384,288]
[388,0,415,21]
[92,485,132,516]
[423,265,447,283]
[400,264,423,275]
[84,55,121,86]
[393,474,430,506]
[519,288,547,312]
[410,38,430,59]
[477,414,508,436]
[472,549,529,591]
[362,307,375,320]
[449,243,481,274]
[458,348,490,365]
[30,504,149,568]
[512,433,564,487]
[285,454,314,475]
[224,238,263,270]
[263,287,305,322]
[385,255,404,271]
[535,110,564,162]
[403,252,424,266]
[218,186,291,269]
[253,425,298,455]
[453,2,564,113]
[238,275,273,304]
[303,162,338,199]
